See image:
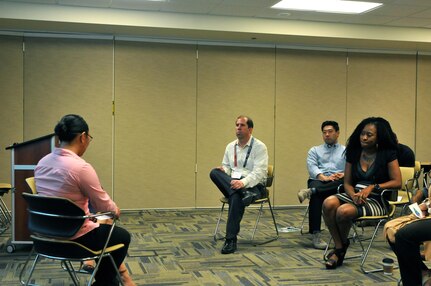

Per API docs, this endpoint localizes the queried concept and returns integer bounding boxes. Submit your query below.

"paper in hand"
[409,202,425,219]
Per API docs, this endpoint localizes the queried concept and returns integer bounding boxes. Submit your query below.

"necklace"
[361,152,376,163]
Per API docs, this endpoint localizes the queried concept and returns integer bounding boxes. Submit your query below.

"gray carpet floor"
[0,206,406,285]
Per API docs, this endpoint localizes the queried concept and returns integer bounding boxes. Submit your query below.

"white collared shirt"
[221,136,268,188]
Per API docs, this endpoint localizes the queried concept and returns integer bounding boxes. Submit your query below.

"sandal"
[325,240,349,269]
[325,240,350,261]
[325,248,346,269]
[325,249,336,261]
[81,263,95,273]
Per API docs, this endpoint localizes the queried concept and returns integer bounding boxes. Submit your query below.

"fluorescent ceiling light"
[271,0,383,14]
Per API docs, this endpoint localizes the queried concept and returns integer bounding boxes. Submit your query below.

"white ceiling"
[5,0,431,29]
[1,0,431,51]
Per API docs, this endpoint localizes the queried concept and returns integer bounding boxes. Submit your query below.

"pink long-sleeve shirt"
[34,148,118,240]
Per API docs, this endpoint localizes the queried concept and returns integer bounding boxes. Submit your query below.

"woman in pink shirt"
[35,114,132,286]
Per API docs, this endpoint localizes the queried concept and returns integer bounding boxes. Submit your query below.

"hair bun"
[54,114,89,142]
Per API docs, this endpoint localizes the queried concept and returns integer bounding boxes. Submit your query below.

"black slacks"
[73,224,131,285]
[210,168,265,240]
[307,179,342,234]
[393,219,431,286]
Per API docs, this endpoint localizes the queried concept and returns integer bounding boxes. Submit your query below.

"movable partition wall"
[1,34,431,209]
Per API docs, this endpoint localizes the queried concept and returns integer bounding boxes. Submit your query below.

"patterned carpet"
[0,206,405,285]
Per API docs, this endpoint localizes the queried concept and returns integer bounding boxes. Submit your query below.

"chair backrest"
[22,192,86,238]
[25,177,37,194]
[414,161,421,174]
[266,165,274,188]
[413,161,422,188]
[400,167,415,192]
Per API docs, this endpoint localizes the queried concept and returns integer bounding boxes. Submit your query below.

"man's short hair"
[321,120,339,132]
[237,115,254,128]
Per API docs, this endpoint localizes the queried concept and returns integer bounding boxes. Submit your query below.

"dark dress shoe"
[242,190,259,206]
[221,239,237,254]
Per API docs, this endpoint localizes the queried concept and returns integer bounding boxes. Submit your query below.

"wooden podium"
[5,134,57,252]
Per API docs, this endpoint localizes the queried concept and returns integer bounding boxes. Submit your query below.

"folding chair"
[19,193,125,286]
[213,165,279,245]
[323,188,397,274]
[25,177,37,194]
[390,167,416,216]
[0,183,12,233]
[414,160,422,189]
[299,205,309,235]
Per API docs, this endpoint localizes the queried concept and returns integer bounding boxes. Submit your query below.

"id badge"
[232,170,242,179]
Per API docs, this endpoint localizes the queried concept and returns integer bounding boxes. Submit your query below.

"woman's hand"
[115,207,121,219]
[352,185,373,205]
[352,192,365,205]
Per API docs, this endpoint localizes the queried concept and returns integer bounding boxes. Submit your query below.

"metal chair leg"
[359,219,398,274]
[251,202,264,242]
[63,261,80,286]
[300,205,309,235]
[252,199,279,245]
[19,249,40,286]
[213,202,226,241]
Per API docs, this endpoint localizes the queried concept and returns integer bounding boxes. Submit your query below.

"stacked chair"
[0,183,12,234]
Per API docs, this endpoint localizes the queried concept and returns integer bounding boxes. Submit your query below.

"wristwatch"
[373,184,381,191]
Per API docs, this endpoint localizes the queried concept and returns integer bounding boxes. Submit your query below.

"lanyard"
[234,137,254,168]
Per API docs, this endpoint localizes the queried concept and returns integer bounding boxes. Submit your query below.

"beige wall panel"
[196,45,275,207]
[24,37,113,195]
[275,49,347,206]
[416,55,431,162]
[345,53,416,149]
[114,41,196,208]
[0,36,23,208]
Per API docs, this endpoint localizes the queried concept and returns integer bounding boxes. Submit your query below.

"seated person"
[387,200,431,286]
[210,115,268,254]
[322,117,401,269]
[394,133,415,168]
[35,114,135,286]
[297,120,345,249]
[413,186,430,204]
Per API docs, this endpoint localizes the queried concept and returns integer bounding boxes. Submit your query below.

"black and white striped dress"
[336,190,386,217]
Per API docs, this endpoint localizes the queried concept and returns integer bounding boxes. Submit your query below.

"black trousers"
[73,224,131,285]
[210,168,265,240]
[393,219,431,286]
[307,179,343,234]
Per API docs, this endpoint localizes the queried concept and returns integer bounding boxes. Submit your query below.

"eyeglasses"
[80,132,93,142]
[87,133,93,142]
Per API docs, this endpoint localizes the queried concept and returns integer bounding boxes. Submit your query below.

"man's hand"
[419,202,429,217]
[216,166,225,172]
[317,173,344,181]
[333,173,344,180]
[230,180,244,190]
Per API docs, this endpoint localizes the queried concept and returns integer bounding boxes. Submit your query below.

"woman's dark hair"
[345,117,397,161]
[54,114,89,143]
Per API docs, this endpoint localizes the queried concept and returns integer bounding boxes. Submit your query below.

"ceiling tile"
[369,3,428,17]
[386,16,431,27]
